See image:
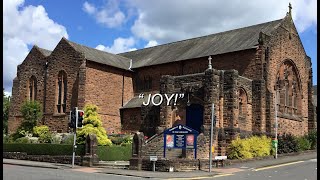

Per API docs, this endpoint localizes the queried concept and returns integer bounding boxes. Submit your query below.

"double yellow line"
[252,160,305,171]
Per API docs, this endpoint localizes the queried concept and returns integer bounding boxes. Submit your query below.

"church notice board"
[163,124,199,159]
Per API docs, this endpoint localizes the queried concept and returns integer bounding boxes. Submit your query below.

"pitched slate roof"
[37,47,52,57]
[121,95,161,109]
[119,19,283,68]
[66,39,132,71]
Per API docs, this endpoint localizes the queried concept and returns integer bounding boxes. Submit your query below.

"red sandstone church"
[8,7,316,154]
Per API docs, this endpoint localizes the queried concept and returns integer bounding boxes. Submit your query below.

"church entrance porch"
[186,104,204,133]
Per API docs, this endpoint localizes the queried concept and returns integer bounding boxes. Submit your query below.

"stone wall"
[8,46,48,134]
[3,152,83,165]
[264,15,312,136]
[42,38,86,132]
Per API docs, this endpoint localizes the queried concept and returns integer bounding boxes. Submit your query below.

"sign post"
[72,107,78,168]
[150,156,157,172]
[163,124,199,159]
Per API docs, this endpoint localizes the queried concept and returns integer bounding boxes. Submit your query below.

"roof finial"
[208,56,212,70]
[288,2,292,17]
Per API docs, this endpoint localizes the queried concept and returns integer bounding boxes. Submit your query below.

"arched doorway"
[186,104,204,132]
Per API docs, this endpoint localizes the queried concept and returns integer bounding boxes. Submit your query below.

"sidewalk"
[3,159,80,169]
[97,151,317,178]
[3,151,316,179]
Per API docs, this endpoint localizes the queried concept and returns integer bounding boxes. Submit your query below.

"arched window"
[28,76,37,101]
[275,60,301,116]
[238,88,247,117]
[56,71,67,113]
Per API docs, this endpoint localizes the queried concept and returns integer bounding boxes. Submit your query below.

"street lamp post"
[274,87,285,159]
[209,103,214,172]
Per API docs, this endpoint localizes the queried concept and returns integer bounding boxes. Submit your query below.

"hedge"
[97,144,132,161]
[3,143,85,156]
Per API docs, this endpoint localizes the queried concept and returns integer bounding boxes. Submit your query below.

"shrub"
[306,130,317,149]
[227,135,272,159]
[61,134,74,144]
[76,104,112,146]
[248,135,272,157]
[296,136,311,151]
[14,137,30,144]
[28,137,39,144]
[277,133,299,154]
[109,134,133,145]
[33,126,49,137]
[33,125,52,143]
[11,128,32,140]
[38,132,53,143]
[227,137,253,159]
[77,124,112,146]
[3,135,14,143]
[51,134,62,144]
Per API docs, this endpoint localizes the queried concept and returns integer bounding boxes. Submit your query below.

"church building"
[8,7,316,157]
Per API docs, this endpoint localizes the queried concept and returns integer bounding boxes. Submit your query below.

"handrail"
[145,131,164,144]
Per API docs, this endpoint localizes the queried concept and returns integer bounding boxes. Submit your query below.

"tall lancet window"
[28,76,37,101]
[56,71,67,113]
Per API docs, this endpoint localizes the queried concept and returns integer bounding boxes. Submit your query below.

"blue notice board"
[163,124,199,159]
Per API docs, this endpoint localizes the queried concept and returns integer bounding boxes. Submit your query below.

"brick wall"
[121,108,142,133]
[85,61,134,134]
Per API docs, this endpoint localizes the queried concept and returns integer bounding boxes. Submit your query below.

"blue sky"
[3,0,317,95]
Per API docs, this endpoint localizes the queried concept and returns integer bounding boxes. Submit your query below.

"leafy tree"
[20,100,43,132]
[76,104,112,146]
[3,88,11,134]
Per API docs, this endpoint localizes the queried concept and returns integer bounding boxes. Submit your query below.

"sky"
[3,0,317,96]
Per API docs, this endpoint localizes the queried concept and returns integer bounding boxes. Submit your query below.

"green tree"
[20,100,43,132]
[76,104,112,146]
[3,88,11,134]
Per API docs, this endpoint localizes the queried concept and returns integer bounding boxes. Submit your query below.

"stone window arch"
[56,70,67,113]
[28,75,37,101]
[275,60,302,116]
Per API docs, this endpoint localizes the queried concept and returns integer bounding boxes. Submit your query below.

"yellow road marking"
[212,173,234,178]
[252,161,305,172]
[165,173,233,180]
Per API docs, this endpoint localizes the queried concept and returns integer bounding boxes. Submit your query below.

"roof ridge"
[119,18,283,55]
[34,45,52,56]
[65,38,132,61]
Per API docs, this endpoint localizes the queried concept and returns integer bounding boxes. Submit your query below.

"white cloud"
[291,0,317,32]
[144,40,158,48]
[83,1,96,15]
[3,0,68,94]
[95,37,137,54]
[127,0,317,44]
[82,0,126,28]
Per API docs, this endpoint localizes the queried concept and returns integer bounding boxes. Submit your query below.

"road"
[4,159,317,180]
[208,158,317,180]
[3,164,143,180]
